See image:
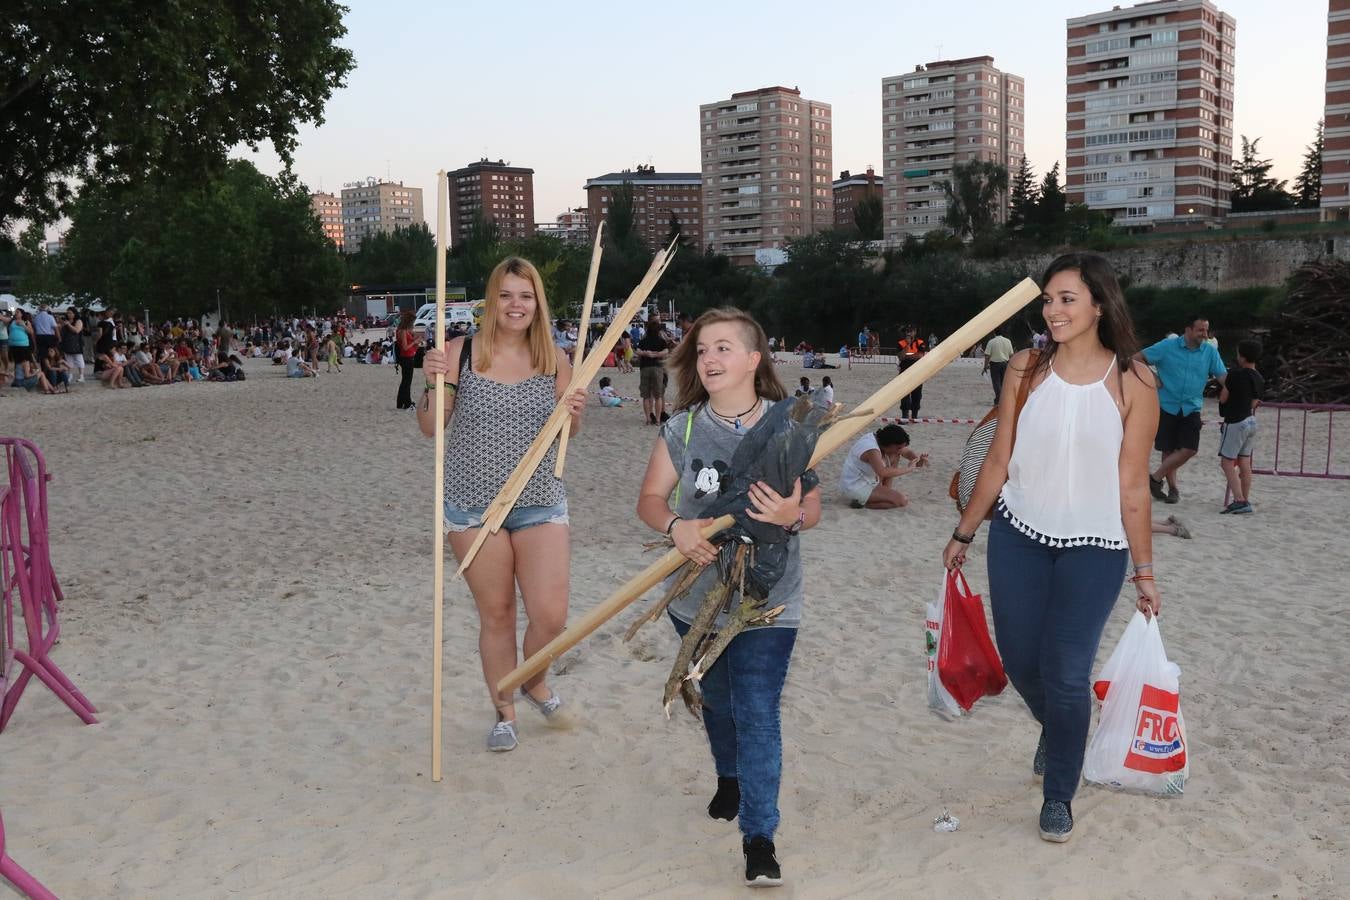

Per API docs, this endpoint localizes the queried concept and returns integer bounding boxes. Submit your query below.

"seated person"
[795,376,812,397]
[597,376,622,407]
[41,347,71,391]
[12,358,56,394]
[286,353,317,378]
[838,424,928,510]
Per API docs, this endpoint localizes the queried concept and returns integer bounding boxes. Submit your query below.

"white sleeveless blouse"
[998,356,1127,549]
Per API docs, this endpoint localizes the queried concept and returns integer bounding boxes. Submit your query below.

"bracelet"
[665,515,682,536]
[951,528,975,545]
[1129,574,1155,583]
[1133,563,1154,572]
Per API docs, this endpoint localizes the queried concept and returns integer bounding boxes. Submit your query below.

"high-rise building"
[447,159,535,245]
[310,192,344,250]
[700,86,833,265]
[1066,0,1236,227]
[339,179,424,253]
[833,167,883,231]
[1324,0,1350,218]
[537,207,592,245]
[882,57,1024,244]
[584,165,703,249]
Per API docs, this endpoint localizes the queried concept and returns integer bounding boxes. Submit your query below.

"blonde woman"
[419,257,586,752]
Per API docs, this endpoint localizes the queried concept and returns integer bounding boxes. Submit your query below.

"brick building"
[1325,0,1350,218]
[447,159,535,245]
[1065,0,1236,227]
[584,166,702,249]
[700,86,833,265]
[832,167,883,231]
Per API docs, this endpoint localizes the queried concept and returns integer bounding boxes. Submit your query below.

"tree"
[939,160,1010,238]
[1293,121,1324,210]
[853,194,883,240]
[1,1,355,229]
[596,181,653,301]
[60,160,343,320]
[1007,156,1040,230]
[347,224,437,286]
[12,222,66,304]
[665,209,685,248]
[1231,136,1295,213]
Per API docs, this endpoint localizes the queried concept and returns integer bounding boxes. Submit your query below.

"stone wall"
[990,235,1350,291]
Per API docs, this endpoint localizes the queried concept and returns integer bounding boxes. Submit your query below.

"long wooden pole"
[496,276,1042,695]
[454,239,679,577]
[431,171,449,783]
[554,221,604,478]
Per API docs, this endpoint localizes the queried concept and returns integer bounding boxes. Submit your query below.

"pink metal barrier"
[1252,402,1350,481]
[0,810,59,900]
[0,438,97,730]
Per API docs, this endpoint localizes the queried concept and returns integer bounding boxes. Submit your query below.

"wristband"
[784,510,806,536]
[665,515,682,536]
[1133,563,1153,572]
[952,528,975,545]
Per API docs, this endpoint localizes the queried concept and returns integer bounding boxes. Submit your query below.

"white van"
[414,302,478,334]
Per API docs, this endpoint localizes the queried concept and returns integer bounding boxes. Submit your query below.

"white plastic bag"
[925,573,964,718]
[1084,611,1189,794]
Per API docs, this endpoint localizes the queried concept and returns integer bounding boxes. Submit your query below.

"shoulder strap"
[671,407,697,507]
[1008,349,1041,454]
[459,336,473,376]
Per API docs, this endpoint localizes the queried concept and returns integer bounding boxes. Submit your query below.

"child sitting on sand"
[598,377,622,407]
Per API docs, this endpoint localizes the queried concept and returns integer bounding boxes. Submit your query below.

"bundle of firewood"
[1261,260,1350,405]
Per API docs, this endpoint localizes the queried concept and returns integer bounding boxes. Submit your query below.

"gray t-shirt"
[660,403,805,630]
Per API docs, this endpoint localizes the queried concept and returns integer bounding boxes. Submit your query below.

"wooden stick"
[498,516,734,695]
[554,221,604,478]
[431,171,449,783]
[495,276,1042,696]
[454,239,679,577]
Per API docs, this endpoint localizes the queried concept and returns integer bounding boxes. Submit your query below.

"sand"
[1,349,1347,898]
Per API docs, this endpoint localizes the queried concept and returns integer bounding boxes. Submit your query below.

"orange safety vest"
[898,338,927,358]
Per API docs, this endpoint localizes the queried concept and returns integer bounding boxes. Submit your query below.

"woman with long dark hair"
[637,308,822,887]
[942,253,1161,843]
[394,310,419,409]
[418,257,586,752]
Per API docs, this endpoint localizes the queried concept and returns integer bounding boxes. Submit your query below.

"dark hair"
[876,424,910,447]
[1028,253,1142,385]
[822,375,832,387]
[599,376,611,387]
[1184,314,1207,329]
[1237,338,1262,363]
[669,308,785,410]
[799,376,810,387]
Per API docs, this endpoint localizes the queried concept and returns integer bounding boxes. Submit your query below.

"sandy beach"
[1,351,1347,899]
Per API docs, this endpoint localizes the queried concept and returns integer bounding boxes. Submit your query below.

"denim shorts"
[443,498,569,534]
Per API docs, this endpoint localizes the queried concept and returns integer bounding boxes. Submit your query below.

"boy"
[1217,338,1264,514]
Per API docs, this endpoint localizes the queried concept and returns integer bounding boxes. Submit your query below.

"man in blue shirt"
[1137,315,1227,503]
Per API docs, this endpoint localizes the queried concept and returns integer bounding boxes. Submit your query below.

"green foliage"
[758,231,881,344]
[1008,156,1039,230]
[1231,136,1295,213]
[596,182,654,303]
[853,194,884,240]
[1294,121,1324,210]
[346,224,436,286]
[1125,284,1285,346]
[60,160,344,320]
[1,0,355,230]
[940,160,1010,238]
[13,222,66,303]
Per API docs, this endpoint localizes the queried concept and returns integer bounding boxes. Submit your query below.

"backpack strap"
[458,336,473,377]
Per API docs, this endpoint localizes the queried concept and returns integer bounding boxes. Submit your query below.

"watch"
[784,510,806,535]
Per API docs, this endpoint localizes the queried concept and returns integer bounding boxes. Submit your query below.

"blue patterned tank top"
[443,353,566,509]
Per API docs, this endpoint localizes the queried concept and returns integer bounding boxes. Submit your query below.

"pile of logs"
[1262,259,1350,405]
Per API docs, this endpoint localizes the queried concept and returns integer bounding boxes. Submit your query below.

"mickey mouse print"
[691,458,729,499]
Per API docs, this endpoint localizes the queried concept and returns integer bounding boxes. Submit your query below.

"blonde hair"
[669,308,786,410]
[474,257,557,376]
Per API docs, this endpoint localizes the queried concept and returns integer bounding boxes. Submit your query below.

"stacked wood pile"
[1262,260,1350,405]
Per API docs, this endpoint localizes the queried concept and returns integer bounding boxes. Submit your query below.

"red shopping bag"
[936,569,1008,711]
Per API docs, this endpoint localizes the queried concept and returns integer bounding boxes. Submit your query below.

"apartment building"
[1066,0,1236,226]
[339,179,424,253]
[1325,0,1350,218]
[447,159,535,245]
[882,56,1025,243]
[537,207,592,245]
[700,86,833,266]
[584,165,703,248]
[310,192,344,250]
[832,167,883,230]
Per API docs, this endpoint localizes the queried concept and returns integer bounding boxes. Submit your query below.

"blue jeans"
[442,499,569,534]
[671,614,797,841]
[986,513,1128,802]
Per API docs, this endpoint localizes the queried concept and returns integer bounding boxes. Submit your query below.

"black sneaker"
[1039,800,1073,843]
[1033,732,1047,782]
[1165,485,1180,504]
[708,777,739,821]
[1149,476,1167,501]
[743,836,782,887]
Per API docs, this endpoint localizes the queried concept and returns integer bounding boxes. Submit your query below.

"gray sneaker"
[1039,800,1073,843]
[487,719,518,752]
[1230,501,1254,515]
[520,687,564,720]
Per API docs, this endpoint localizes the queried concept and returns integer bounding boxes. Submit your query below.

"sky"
[238,0,1327,232]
